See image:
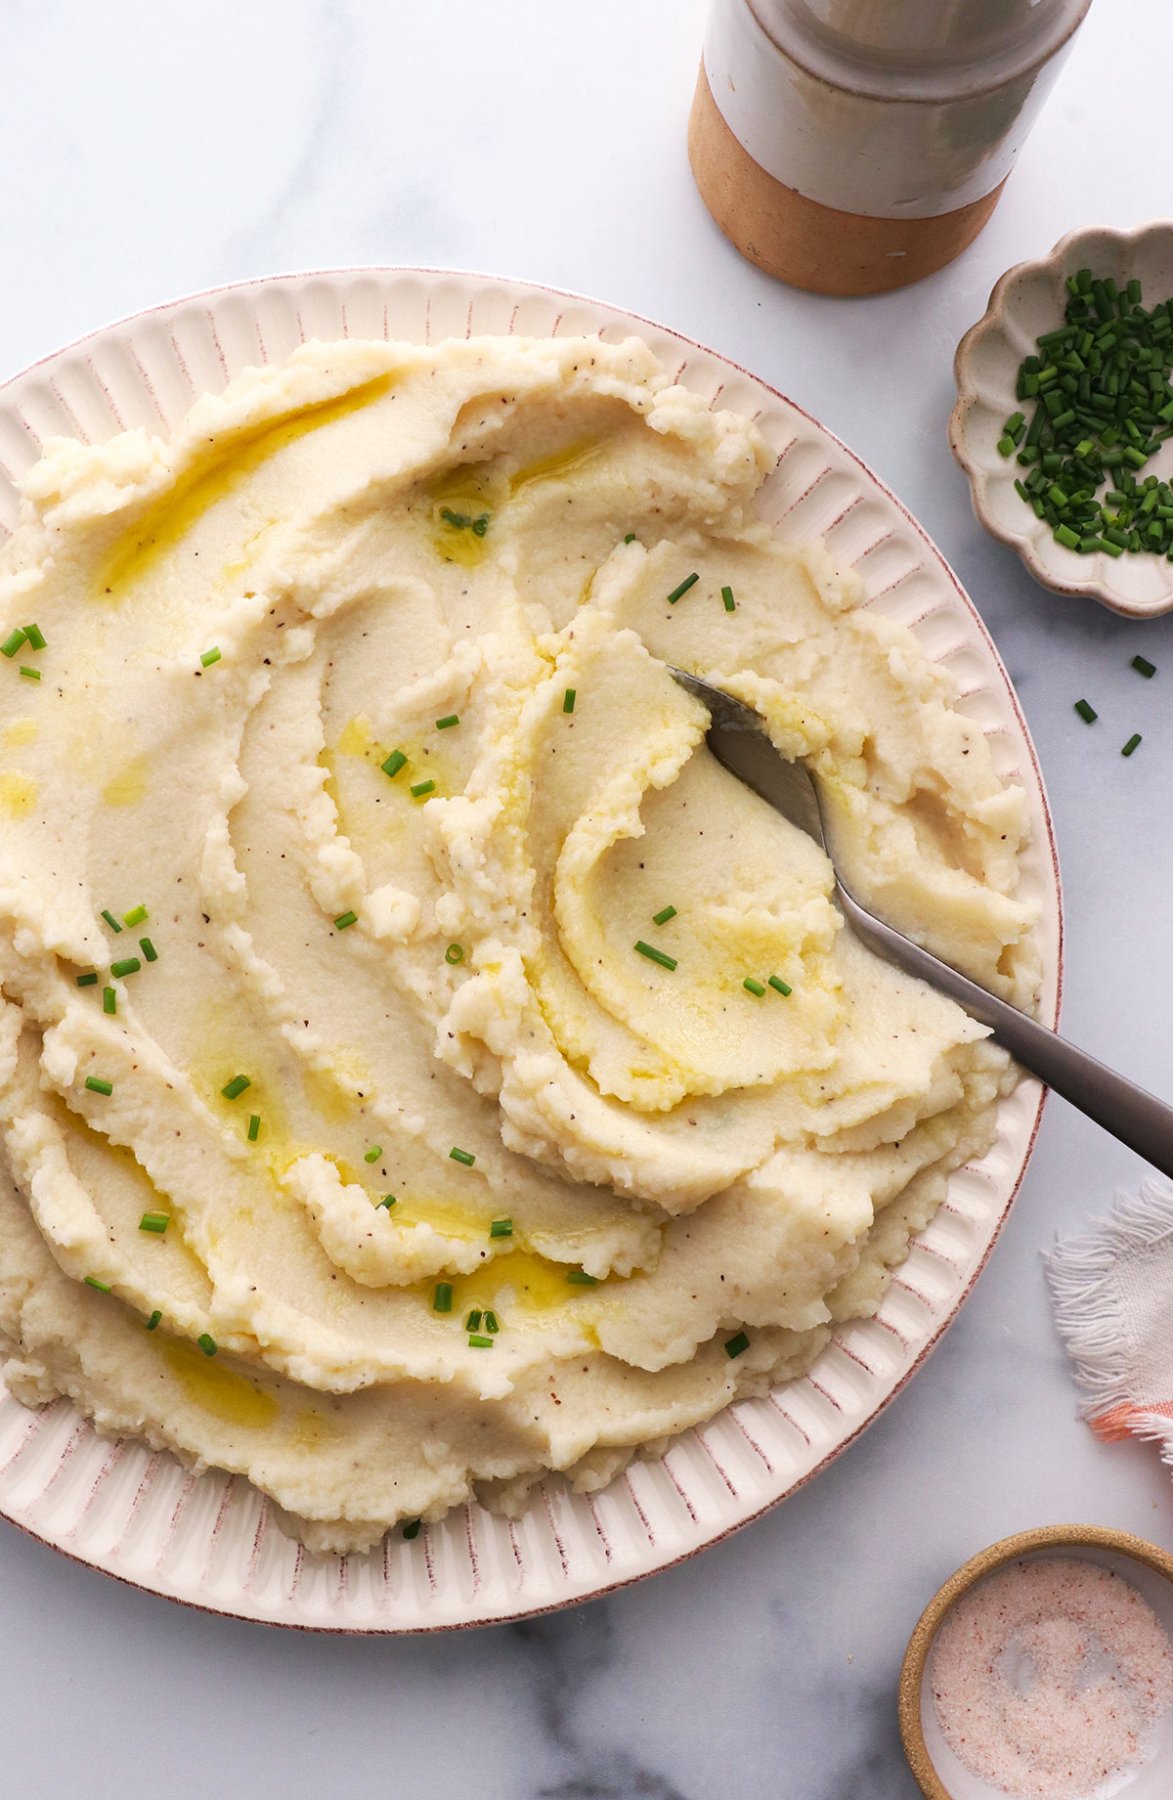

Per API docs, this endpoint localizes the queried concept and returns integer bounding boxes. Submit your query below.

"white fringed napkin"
[1046,1181,1173,1461]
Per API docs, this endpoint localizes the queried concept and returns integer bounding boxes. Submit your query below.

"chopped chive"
[377,1193,397,1209]
[139,1212,169,1234]
[567,1270,599,1286]
[220,1074,251,1100]
[484,1310,499,1334]
[743,977,766,997]
[433,1282,453,1313]
[19,666,40,682]
[100,909,123,934]
[489,1218,513,1239]
[139,937,158,962]
[402,1519,422,1540]
[652,905,677,926]
[444,942,464,965]
[1074,698,1097,723]
[1132,654,1157,677]
[562,687,576,714]
[623,532,637,544]
[1,628,27,658]
[435,714,460,730]
[468,1334,494,1348]
[84,1076,113,1096]
[410,779,435,798]
[333,910,358,930]
[247,1114,261,1142]
[667,572,700,604]
[364,1145,382,1164]
[449,1146,476,1166]
[23,623,45,651]
[1122,732,1143,756]
[768,974,793,997]
[721,585,736,612]
[634,940,677,971]
[146,1309,162,1331]
[76,972,99,987]
[110,957,141,978]
[199,648,221,668]
[84,1276,111,1292]
[724,1330,750,1359]
[466,1309,483,1331]
[197,1333,217,1357]
[122,904,148,927]
[102,986,116,1015]
[381,749,407,778]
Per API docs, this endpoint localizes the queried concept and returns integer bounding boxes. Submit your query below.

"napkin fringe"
[1044,1180,1173,1418]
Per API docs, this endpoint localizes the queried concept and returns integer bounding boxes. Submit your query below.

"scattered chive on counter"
[724,1331,750,1358]
[449,1146,475,1166]
[652,905,677,926]
[1133,653,1157,677]
[634,939,677,971]
[139,1212,169,1234]
[1074,698,1097,723]
[221,1074,251,1100]
[1122,732,1143,756]
[666,572,699,604]
[1005,267,1173,559]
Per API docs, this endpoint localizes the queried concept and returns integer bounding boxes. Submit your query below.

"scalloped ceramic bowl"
[951,222,1173,618]
[0,270,1061,1631]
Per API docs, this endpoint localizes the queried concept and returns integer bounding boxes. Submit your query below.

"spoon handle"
[837,883,1173,1182]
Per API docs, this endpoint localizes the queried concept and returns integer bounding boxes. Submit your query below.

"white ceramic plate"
[0,270,1061,1632]
[951,222,1173,618]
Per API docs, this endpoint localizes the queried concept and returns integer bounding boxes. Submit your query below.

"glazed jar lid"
[753,0,1093,96]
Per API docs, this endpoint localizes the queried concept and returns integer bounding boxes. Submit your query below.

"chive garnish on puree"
[85,1076,113,1096]
[139,1212,169,1234]
[445,942,464,965]
[23,624,46,651]
[364,1145,382,1163]
[377,1194,396,1209]
[221,1074,251,1100]
[667,572,699,604]
[333,910,358,930]
[146,1309,162,1331]
[402,1519,422,1540]
[743,977,766,997]
[103,986,116,1015]
[110,957,140,978]
[562,687,576,714]
[468,1334,494,1348]
[724,1331,750,1359]
[435,714,460,730]
[19,667,40,682]
[410,779,435,798]
[768,975,792,997]
[76,972,98,987]
[484,1311,499,1334]
[100,909,122,934]
[1005,268,1173,558]
[652,905,677,926]
[449,1146,475,1167]
[381,749,407,778]
[489,1218,512,1238]
[634,940,677,971]
[84,1276,111,1292]
[197,1334,217,1357]
[721,585,736,612]
[433,1283,453,1312]
[139,937,158,962]
[247,1114,261,1142]
[199,648,221,668]
[567,1270,598,1286]
[1,628,26,658]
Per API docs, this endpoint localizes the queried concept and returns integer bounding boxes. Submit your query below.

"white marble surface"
[1,2,1171,1795]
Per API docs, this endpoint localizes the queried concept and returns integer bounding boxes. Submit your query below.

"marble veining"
[1,1,1172,1796]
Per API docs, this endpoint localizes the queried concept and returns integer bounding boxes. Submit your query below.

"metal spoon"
[672,668,1173,1180]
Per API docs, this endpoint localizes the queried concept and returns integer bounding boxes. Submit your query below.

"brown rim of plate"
[897,1522,1173,1800]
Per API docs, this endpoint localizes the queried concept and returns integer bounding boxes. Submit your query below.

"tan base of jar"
[687,66,1007,297]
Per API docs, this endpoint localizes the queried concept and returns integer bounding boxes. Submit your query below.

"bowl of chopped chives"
[951,222,1173,617]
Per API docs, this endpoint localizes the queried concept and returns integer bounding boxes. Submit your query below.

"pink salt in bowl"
[899,1525,1173,1800]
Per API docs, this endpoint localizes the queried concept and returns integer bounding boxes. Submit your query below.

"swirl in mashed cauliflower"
[0,336,1037,1550]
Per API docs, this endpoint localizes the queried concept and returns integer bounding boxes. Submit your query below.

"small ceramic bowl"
[899,1524,1173,1800]
[951,223,1173,618]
